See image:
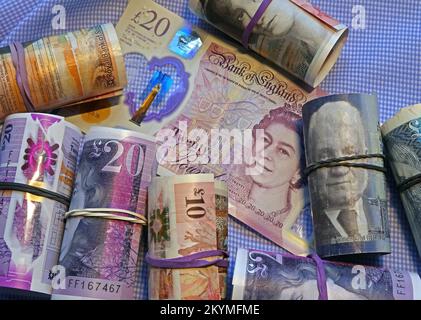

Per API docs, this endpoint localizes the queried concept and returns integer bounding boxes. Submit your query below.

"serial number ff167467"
[66,279,121,294]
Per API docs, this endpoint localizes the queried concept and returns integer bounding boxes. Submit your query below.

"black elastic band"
[304,154,386,177]
[397,173,421,193]
[0,182,70,206]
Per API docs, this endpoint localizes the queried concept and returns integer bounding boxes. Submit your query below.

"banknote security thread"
[0,24,127,121]
[232,249,421,300]
[382,103,421,258]
[0,113,83,299]
[51,126,157,300]
[147,175,228,300]
[189,0,348,87]
[302,93,391,258]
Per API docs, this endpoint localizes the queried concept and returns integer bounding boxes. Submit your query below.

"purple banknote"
[233,249,421,300]
[0,113,82,298]
[52,126,156,300]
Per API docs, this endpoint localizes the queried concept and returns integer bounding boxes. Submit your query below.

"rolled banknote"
[51,126,157,300]
[189,0,348,87]
[382,104,421,258]
[0,23,126,121]
[147,174,228,300]
[302,94,391,258]
[0,113,83,299]
[232,248,421,300]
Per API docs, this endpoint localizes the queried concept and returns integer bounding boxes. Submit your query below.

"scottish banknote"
[382,104,421,258]
[0,24,126,120]
[0,113,82,297]
[52,127,157,300]
[189,0,348,86]
[303,94,391,258]
[233,249,421,300]
[0,113,82,198]
[148,174,228,300]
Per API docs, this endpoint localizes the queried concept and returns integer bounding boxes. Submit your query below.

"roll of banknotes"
[147,174,228,300]
[189,0,348,87]
[302,94,391,258]
[232,249,421,300]
[0,23,126,121]
[51,126,157,300]
[382,104,421,258]
[0,113,83,299]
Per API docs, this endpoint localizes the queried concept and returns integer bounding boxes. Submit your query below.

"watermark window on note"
[52,5,66,30]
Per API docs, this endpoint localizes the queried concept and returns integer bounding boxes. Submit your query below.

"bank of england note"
[52,126,157,300]
[156,41,323,256]
[303,94,391,258]
[233,248,421,300]
[382,104,421,258]
[0,113,82,297]
[0,24,126,120]
[148,174,227,300]
[189,0,348,87]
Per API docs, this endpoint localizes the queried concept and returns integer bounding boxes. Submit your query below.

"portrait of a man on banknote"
[307,101,376,241]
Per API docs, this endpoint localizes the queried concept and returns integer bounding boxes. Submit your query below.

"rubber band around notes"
[280,251,328,300]
[65,208,148,225]
[242,0,273,48]
[308,253,328,300]
[0,181,69,206]
[304,153,386,177]
[146,250,229,269]
[9,42,35,111]
[397,173,421,193]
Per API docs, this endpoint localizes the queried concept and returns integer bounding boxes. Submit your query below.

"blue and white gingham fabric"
[1,0,420,300]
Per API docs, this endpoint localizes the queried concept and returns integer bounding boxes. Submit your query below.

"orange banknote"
[0,23,126,121]
[148,174,228,300]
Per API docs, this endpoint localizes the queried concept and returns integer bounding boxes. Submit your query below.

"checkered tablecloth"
[1,0,419,300]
